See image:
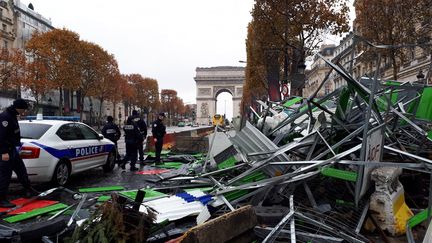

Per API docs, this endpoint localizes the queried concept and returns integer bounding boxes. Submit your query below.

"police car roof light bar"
[25,116,80,122]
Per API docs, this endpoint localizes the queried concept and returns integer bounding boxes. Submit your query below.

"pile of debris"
[2,56,432,243]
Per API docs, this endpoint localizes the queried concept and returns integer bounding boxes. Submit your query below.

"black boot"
[130,165,138,171]
[23,187,39,198]
[0,196,15,208]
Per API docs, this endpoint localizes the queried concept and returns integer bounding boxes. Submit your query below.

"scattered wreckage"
[1,56,432,243]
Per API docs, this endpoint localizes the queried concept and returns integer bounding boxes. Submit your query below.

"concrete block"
[370,167,413,236]
[180,205,258,243]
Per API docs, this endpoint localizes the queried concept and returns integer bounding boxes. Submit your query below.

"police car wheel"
[102,151,116,172]
[52,160,70,186]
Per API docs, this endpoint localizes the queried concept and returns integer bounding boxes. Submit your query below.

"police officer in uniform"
[101,116,121,160]
[130,110,147,162]
[0,99,38,207]
[122,112,141,171]
[151,112,166,164]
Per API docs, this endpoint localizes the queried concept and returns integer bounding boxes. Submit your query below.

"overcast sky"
[23,0,354,120]
[23,0,255,107]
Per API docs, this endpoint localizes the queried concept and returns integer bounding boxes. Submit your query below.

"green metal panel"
[97,189,167,202]
[79,186,125,193]
[335,87,351,120]
[224,190,250,201]
[120,189,167,200]
[239,171,267,184]
[4,203,68,223]
[283,97,303,108]
[321,167,358,182]
[408,208,431,228]
[155,162,183,169]
[415,87,432,121]
[217,156,237,169]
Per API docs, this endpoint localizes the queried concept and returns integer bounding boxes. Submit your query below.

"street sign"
[360,126,384,197]
[281,84,289,96]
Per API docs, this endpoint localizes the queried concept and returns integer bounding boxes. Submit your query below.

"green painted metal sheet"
[154,162,183,169]
[283,97,303,108]
[239,171,267,184]
[217,156,237,169]
[408,208,430,228]
[97,195,112,202]
[120,189,167,200]
[321,167,358,182]
[335,87,351,120]
[4,203,68,223]
[224,190,250,201]
[185,187,214,193]
[416,87,432,121]
[79,186,125,193]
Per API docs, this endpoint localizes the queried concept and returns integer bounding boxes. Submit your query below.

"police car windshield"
[19,123,52,139]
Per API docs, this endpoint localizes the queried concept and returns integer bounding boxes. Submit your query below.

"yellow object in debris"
[393,193,413,235]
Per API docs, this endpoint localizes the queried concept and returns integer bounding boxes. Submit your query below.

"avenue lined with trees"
[0,28,188,124]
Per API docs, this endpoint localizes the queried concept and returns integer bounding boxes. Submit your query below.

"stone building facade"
[12,0,53,49]
[304,44,336,97]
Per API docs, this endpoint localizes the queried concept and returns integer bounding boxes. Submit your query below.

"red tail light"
[20,146,40,159]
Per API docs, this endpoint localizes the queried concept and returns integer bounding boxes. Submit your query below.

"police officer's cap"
[158,112,166,117]
[13,99,28,109]
[107,116,114,122]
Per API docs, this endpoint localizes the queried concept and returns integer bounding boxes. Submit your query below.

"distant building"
[331,32,355,89]
[353,0,431,84]
[0,0,54,111]
[12,0,54,49]
[194,66,244,125]
[0,0,15,49]
[304,44,336,97]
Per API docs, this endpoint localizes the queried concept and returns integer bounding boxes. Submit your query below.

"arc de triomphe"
[194,66,245,125]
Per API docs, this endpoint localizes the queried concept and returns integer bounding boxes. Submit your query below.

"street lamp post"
[47,97,52,116]
[89,102,93,125]
[224,100,226,118]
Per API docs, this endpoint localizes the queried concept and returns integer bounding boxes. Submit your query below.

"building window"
[23,22,25,28]
[2,24,6,31]
[3,40,8,48]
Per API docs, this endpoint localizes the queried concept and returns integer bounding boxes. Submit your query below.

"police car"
[14,119,116,186]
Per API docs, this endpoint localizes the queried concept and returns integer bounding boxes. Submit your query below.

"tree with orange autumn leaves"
[22,28,182,121]
[242,0,350,110]
[0,48,26,95]
[160,89,186,125]
[127,74,160,118]
[355,0,432,80]
[26,28,81,115]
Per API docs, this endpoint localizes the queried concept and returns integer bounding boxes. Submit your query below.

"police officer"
[122,112,142,171]
[130,110,147,162]
[0,99,38,207]
[102,116,121,160]
[152,112,166,164]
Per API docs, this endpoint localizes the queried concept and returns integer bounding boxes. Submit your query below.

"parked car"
[177,121,185,127]
[14,119,116,186]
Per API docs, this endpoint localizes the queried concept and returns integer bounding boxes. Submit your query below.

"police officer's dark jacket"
[102,122,120,142]
[0,106,21,154]
[123,116,141,144]
[130,114,147,139]
[151,119,166,139]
